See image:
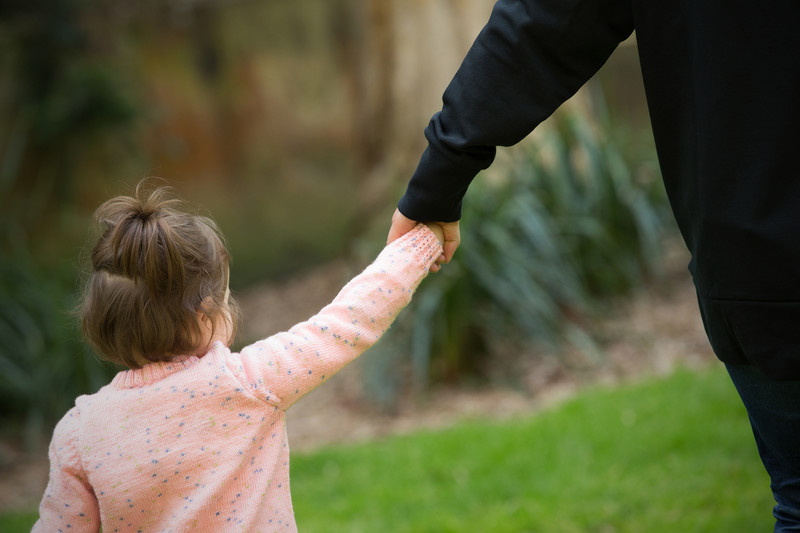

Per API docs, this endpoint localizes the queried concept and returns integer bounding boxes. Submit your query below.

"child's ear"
[196,295,216,321]
[193,305,216,355]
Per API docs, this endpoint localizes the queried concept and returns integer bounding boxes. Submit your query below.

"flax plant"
[364,105,672,401]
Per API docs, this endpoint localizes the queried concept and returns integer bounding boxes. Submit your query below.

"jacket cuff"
[397,145,482,222]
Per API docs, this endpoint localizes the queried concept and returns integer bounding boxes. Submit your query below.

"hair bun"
[81,179,236,368]
[92,183,186,295]
[132,209,154,223]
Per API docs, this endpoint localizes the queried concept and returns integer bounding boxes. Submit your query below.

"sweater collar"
[111,354,200,389]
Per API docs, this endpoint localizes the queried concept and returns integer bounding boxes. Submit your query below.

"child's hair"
[80,182,239,368]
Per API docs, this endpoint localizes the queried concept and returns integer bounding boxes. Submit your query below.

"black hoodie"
[398,0,800,378]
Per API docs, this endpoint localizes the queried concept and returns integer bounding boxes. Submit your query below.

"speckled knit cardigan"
[33,225,441,533]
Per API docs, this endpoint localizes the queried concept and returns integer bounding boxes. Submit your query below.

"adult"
[387,1,800,530]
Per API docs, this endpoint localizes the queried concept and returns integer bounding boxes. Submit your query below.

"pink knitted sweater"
[33,225,441,533]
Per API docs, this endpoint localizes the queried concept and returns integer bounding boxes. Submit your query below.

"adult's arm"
[397,0,634,224]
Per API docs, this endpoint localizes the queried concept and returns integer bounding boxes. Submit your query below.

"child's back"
[33,184,442,532]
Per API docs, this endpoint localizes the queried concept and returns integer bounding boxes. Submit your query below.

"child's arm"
[32,407,100,533]
[231,224,442,409]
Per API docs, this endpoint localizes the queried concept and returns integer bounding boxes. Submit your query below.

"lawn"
[3,366,773,532]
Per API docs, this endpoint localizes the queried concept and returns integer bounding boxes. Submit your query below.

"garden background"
[0,0,772,530]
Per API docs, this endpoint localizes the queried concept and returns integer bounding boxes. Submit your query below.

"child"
[33,183,444,532]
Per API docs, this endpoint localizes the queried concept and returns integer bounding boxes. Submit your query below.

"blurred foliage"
[0,0,136,203]
[0,1,660,439]
[0,248,116,449]
[0,0,137,444]
[0,0,361,439]
[364,100,673,405]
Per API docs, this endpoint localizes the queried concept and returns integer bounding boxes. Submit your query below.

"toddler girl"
[33,183,443,532]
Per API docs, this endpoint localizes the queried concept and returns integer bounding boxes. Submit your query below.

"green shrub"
[0,248,115,448]
[364,106,672,401]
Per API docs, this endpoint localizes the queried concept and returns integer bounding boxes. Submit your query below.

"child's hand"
[424,223,446,272]
[387,210,457,273]
[425,222,445,246]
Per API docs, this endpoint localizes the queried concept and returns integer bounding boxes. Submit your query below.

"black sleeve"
[398,0,634,222]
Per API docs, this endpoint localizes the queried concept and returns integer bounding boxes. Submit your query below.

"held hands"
[387,208,461,273]
[425,222,445,248]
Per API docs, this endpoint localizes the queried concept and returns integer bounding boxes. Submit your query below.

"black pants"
[726,364,800,532]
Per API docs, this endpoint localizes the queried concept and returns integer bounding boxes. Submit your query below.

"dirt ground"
[235,240,715,453]
[0,242,716,513]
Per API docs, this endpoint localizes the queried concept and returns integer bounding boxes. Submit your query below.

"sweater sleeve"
[32,407,100,533]
[232,224,441,410]
[398,0,634,222]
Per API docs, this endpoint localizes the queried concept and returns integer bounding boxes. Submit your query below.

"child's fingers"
[425,222,445,246]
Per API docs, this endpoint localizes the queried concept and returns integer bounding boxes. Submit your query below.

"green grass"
[290,367,772,532]
[2,367,773,532]
[0,511,38,532]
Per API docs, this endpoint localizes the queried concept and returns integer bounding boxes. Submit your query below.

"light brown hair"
[80,182,239,368]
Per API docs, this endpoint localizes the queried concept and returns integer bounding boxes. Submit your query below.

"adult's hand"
[386,208,418,244]
[387,208,461,273]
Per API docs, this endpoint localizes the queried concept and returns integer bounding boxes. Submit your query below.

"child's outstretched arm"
[230,224,442,409]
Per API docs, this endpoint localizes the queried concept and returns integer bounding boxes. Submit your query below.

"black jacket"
[397,0,800,378]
